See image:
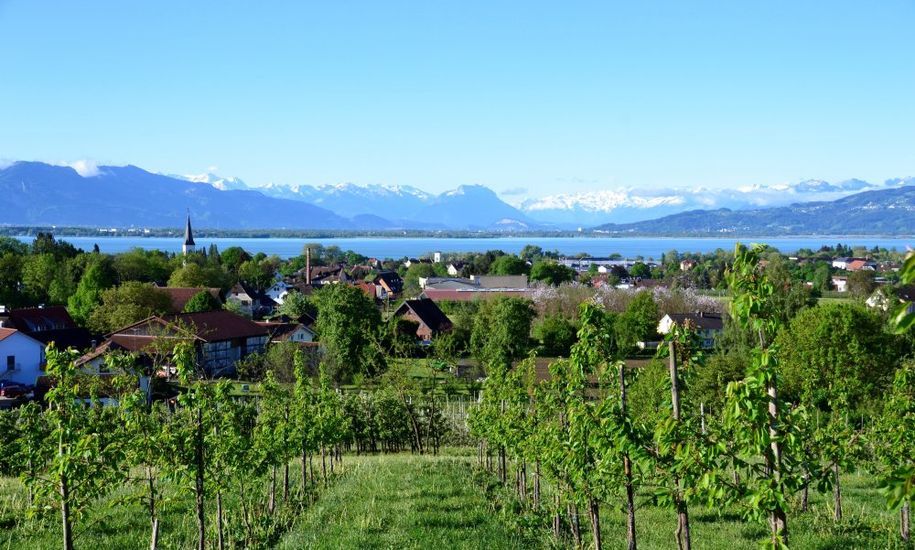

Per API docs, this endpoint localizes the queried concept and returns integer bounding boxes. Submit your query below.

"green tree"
[403,262,437,295]
[168,262,232,290]
[874,360,915,541]
[630,261,651,278]
[718,243,809,547]
[88,282,173,334]
[68,258,116,325]
[470,296,535,373]
[220,246,252,272]
[113,248,172,283]
[275,290,316,320]
[616,290,660,349]
[183,290,223,313]
[529,260,576,286]
[0,252,25,307]
[532,314,578,356]
[776,303,895,413]
[27,346,126,550]
[488,255,529,276]
[847,269,877,299]
[311,284,384,382]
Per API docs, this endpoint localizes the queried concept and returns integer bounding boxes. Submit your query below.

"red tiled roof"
[4,306,77,332]
[157,287,221,314]
[165,311,268,342]
[0,328,18,342]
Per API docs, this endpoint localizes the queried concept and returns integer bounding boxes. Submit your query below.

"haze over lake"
[14,235,913,259]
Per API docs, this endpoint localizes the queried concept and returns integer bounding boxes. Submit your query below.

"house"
[82,310,269,377]
[225,283,278,318]
[867,285,915,314]
[403,258,432,268]
[393,299,453,342]
[679,259,697,271]
[846,259,876,272]
[255,321,316,344]
[225,283,257,316]
[420,288,531,302]
[156,286,222,314]
[0,306,94,352]
[421,277,479,291]
[657,312,725,349]
[374,271,404,297]
[470,275,529,289]
[265,274,290,304]
[446,262,466,276]
[831,257,853,270]
[0,328,45,386]
[831,276,848,292]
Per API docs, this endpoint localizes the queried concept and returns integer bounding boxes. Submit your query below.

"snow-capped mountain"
[517,178,909,227]
[176,173,251,192]
[163,168,914,229]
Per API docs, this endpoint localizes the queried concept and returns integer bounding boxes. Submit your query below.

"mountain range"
[594,185,915,236]
[1,160,913,234]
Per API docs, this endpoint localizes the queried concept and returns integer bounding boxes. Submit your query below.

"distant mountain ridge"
[171,170,914,228]
[2,160,913,234]
[593,185,915,236]
[0,162,533,230]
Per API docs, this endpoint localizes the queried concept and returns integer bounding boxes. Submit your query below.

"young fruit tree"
[27,345,128,550]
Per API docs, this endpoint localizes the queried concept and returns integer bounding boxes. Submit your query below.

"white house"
[657,312,725,349]
[0,328,45,386]
[831,276,848,293]
[265,276,290,304]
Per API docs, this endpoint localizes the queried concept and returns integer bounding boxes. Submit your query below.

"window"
[6,355,14,371]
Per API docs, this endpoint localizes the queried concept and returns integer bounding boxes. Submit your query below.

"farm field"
[3,451,911,549]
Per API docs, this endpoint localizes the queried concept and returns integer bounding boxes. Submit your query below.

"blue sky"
[1,1,913,199]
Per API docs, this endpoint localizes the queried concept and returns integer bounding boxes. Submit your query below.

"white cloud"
[62,159,101,177]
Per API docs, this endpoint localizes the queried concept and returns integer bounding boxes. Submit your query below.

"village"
[0,216,910,409]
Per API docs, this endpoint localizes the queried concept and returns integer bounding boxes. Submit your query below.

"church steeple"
[182,213,196,255]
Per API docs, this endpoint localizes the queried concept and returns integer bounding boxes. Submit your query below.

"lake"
[13,235,914,259]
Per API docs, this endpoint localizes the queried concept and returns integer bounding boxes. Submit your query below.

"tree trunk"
[60,472,73,550]
[675,497,691,550]
[216,491,225,550]
[619,362,637,550]
[624,455,637,550]
[833,462,842,521]
[150,517,159,550]
[283,462,290,501]
[669,343,691,550]
[302,444,308,498]
[321,446,328,485]
[762,330,788,546]
[499,447,507,485]
[552,494,562,539]
[588,497,602,550]
[801,470,809,512]
[269,464,277,514]
[146,464,157,522]
[533,461,541,508]
[195,407,205,550]
[902,501,910,542]
[568,502,582,548]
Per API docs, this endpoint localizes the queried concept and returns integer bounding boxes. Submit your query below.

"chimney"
[306,247,311,286]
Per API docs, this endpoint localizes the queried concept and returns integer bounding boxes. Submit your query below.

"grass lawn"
[278,454,540,549]
[3,452,912,549]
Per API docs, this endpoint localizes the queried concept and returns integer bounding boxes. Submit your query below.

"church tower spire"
[182,212,196,255]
